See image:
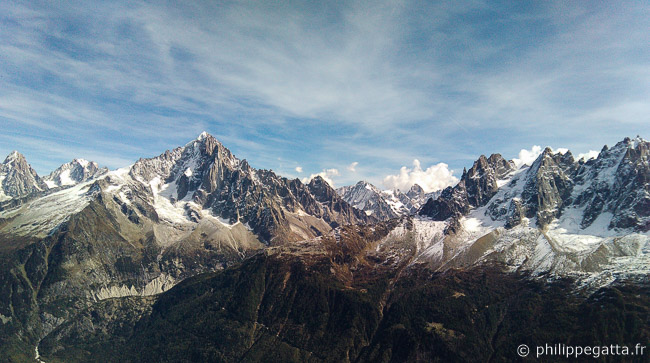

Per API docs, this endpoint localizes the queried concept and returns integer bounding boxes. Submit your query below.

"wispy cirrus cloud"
[0,0,647,187]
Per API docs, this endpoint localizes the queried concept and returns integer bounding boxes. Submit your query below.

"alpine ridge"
[421,136,649,233]
[0,134,647,362]
[337,181,439,220]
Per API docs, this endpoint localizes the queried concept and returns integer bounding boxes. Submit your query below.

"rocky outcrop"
[406,183,425,200]
[420,153,514,222]
[91,273,176,301]
[405,183,440,209]
[519,148,577,227]
[0,151,47,201]
[307,176,375,227]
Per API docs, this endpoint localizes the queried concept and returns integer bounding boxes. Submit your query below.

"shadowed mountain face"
[0,135,647,362]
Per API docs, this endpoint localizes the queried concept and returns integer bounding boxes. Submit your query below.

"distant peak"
[73,158,90,167]
[197,131,211,141]
[3,150,25,164]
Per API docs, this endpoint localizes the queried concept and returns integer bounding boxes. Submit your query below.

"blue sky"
[1,1,648,191]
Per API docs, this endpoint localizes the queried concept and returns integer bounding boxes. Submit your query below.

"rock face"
[307,177,374,227]
[43,159,107,189]
[574,137,650,231]
[0,151,47,201]
[421,137,650,233]
[123,132,373,243]
[337,181,438,220]
[518,147,577,227]
[405,183,440,209]
[337,181,403,220]
[420,153,514,224]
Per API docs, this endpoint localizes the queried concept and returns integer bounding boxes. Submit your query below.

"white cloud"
[295,166,303,173]
[347,162,358,172]
[383,159,458,193]
[577,150,599,161]
[1,1,647,179]
[302,168,340,187]
[512,145,542,169]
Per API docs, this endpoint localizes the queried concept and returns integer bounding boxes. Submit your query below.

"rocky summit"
[0,151,47,202]
[0,134,647,362]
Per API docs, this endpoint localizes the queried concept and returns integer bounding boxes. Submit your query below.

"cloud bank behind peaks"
[577,150,600,161]
[512,145,543,169]
[302,168,340,187]
[383,159,458,193]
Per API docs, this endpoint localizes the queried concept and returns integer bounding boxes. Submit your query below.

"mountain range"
[0,133,647,362]
[336,181,438,220]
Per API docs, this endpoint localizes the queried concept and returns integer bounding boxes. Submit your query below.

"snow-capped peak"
[43,159,106,189]
[75,158,90,168]
[337,180,431,220]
